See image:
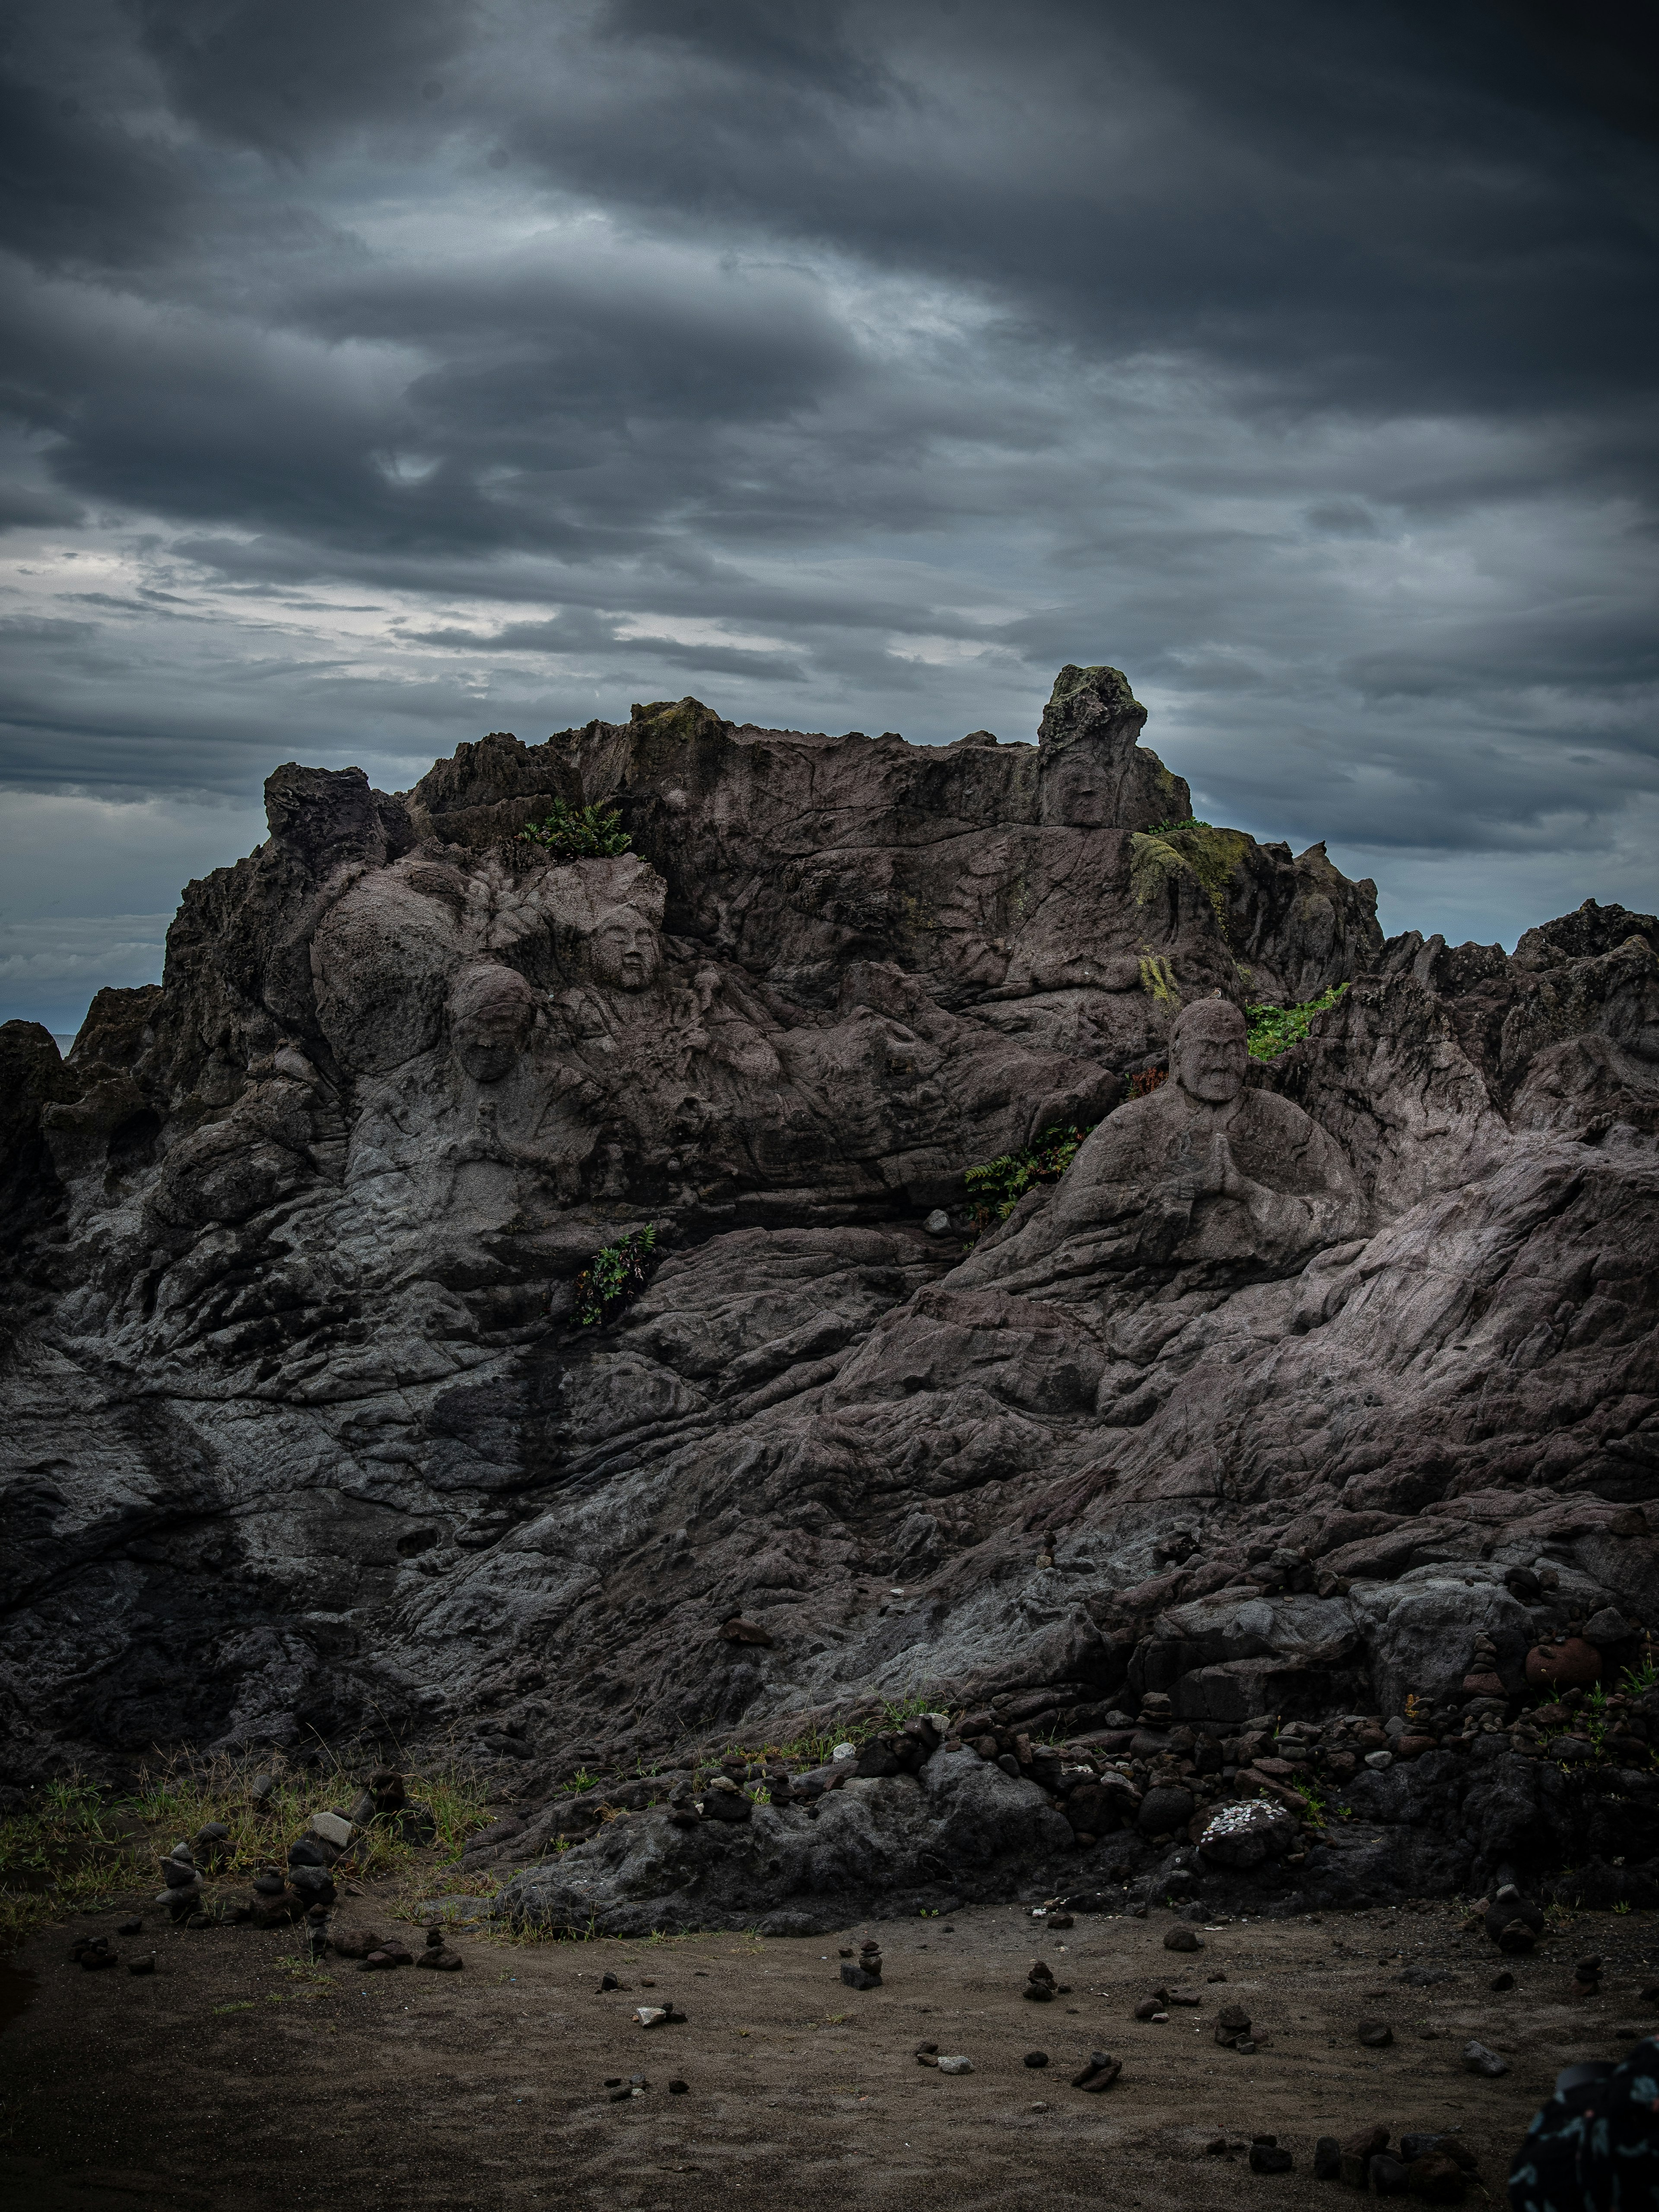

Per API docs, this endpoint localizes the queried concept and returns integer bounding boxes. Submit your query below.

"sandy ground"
[3,1886,1656,2212]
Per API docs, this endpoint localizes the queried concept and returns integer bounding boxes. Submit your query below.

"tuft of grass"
[1246,982,1349,1062]
[0,1748,494,1944]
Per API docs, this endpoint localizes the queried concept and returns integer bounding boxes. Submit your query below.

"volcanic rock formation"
[2,663,1657,1920]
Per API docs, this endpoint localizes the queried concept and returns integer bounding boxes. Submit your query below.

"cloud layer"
[3,0,1656,1027]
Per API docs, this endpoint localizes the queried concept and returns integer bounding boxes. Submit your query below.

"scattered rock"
[1250,2141,1294,2175]
[126,1954,156,1977]
[1163,1925,1201,1953]
[1462,2040,1510,2077]
[1406,2153,1468,2202]
[310,1810,354,1850]
[668,2079,688,2095]
[1356,2019,1394,2048]
[1070,2051,1121,2092]
[1338,2126,1390,2185]
[1215,2003,1252,2047]
[1314,2136,1341,2180]
[117,1918,142,1937]
[1371,2154,1410,2194]
[936,2055,974,2075]
[1023,2050,1049,2068]
[327,1927,383,1960]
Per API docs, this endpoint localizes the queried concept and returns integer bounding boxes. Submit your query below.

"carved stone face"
[590,906,660,992]
[1606,975,1659,1062]
[448,965,536,1082]
[1172,999,1249,1104]
[1041,750,1111,828]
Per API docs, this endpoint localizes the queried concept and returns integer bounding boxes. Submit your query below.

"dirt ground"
[3,1884,1656,2212]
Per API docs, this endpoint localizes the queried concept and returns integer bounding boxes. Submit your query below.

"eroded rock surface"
[2,663,1656,1924]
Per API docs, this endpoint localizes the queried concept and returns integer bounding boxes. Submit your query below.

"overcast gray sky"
[3,0,1656,1035]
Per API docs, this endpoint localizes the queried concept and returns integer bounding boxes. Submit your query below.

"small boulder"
[1371,2155,1410,2194]
[1070,2051,1121,2091]
[1215,2003,1252,2047]
[1407,2153,1468,2202]
[1138,1785,1195,1837]
[1524,1637,1602,1691]
[1023,2050,1049,2069]
[936,2055,974,2075]
[1162,1925,1201,1953]
[718,1617,773,1647]
[1313,2137,1342,2180]
[1462,2040,1510,2077]
[1582,1608,1632,1646]
[1250,2142,1294,2175]
[1356,2019,1394,2048]
[1340,2126,1390,2186]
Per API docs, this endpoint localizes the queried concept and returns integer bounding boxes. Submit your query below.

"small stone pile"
[416,1928,464,1972]
[1482,1885,1545,1955]
[1023,1960,1058,2002]
[1215,2003,1253,2051]
[839,1939,883,1990]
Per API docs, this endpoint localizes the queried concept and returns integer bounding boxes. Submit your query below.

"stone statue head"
[1039,746,1112,828]
[1604,966,1659,1062]
[448,963,536,1082]
[589,904,660,992]
[1171,996,1249,1104]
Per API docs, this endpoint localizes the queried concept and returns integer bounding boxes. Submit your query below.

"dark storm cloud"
[0,0,1656,1030]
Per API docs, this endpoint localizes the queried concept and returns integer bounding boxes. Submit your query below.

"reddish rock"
[1525,1638,1602,1691]
[1460,1672,1506,1699]
[1393,1734,1437,1760]
[718,1618,773,1647]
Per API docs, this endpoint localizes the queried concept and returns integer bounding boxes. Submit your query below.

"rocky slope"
[2,662,1656,1923]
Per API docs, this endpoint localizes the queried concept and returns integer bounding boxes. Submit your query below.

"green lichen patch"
[1131,820,1253,942]
[1137,951,1179,1005]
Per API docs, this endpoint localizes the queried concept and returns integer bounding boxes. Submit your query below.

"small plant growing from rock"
[518,798,632,860]
[1246,981,1349,1061]
[572,1225,657,1327]
[965,1123,1094,1234]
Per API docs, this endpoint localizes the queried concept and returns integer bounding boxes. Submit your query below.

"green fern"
[572,1226,657,1328]
[964,1123,1094,1234]
[519,798,632,860]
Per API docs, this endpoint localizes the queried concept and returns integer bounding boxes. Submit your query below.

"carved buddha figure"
[588,905,661,993]
[447,963,536,1082]
[961,995,1367,1282]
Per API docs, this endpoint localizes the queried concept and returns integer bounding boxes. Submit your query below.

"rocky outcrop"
[0,661,1656,1923]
